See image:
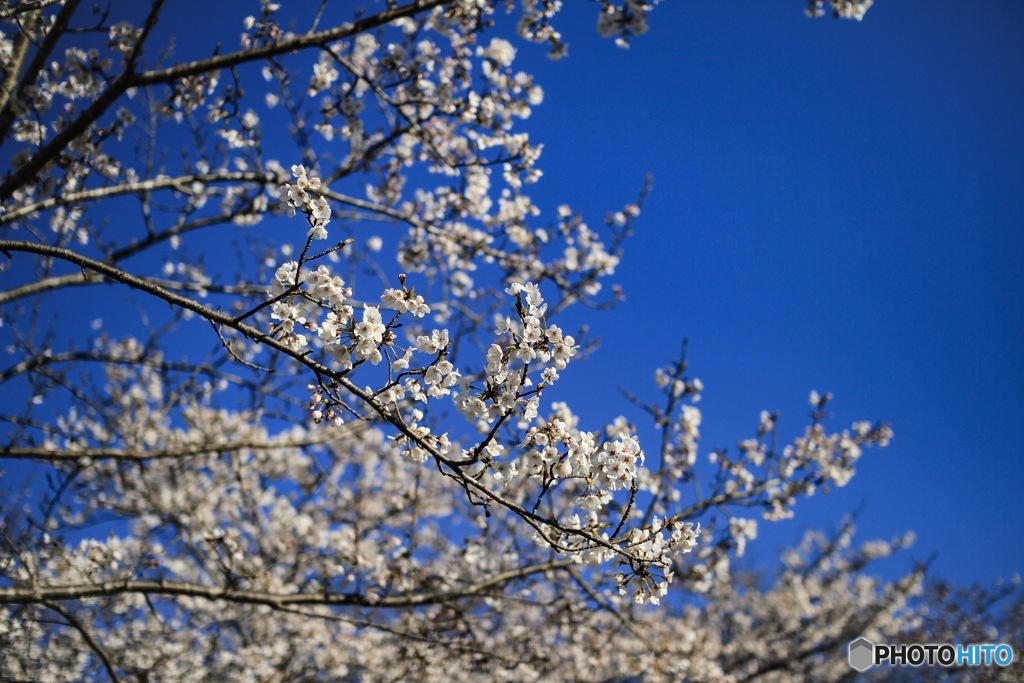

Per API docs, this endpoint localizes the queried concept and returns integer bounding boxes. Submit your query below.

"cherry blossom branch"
[0,9,38,120]
[324,46,458,169]
[0,239,636,561]
[0,239,306,360]
[0,170,279,224]
[0,349,279,399]
[0,0,81,141]
[567,566,652,647]
[0,272,105,306]
[323,189,587,303]
[131,0,449,90]
[0,268,268,307]
[0,438,338,462]
[42,600,122,683]
[0,559,575,608]
[323,190,508,263]
[323,187,628,313]
[0,0,66,20]
[273,603,520,669]
[0,0,449,201]
[736,568,925,681]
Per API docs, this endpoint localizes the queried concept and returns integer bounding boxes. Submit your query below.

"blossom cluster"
[519,412,640,511]
[267,259,354,358]
[283,165,332,240]
[453,282,576,427]
[597,0,657,48]
[805,0,874,20]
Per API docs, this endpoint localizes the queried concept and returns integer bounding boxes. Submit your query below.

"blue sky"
[513,0,1024,587]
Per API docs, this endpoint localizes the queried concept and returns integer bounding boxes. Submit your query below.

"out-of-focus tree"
[0,0,1018,680]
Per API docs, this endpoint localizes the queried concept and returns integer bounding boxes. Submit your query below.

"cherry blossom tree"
[0,0,1019,680]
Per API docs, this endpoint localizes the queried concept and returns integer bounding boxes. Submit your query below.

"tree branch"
[0,560,574,609]
[0,0,64,20]
[0,438,338,462]
[0,0,82,143]
[0,170,279,224]
[0,0,450,201]
[0,239,647,564]
[43,601,123,683]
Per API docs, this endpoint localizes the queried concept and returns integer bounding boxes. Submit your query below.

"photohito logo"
[848,637,1015,672]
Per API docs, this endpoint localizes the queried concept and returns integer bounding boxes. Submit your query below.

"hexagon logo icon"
[848,637,875,672]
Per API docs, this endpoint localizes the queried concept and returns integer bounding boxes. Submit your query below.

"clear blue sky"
[513,1,1024,587]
